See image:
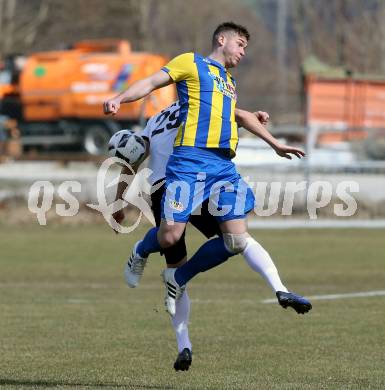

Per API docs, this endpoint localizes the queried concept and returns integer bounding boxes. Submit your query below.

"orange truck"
[0,40,176,154]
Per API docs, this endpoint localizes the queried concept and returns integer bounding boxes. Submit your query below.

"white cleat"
[124,241,148,288]
[161,268,185,317]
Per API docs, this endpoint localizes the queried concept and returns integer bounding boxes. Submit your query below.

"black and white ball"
[108,129,147,165]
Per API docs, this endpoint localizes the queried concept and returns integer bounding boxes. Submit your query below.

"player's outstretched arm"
[111,143,150,233]
[104,70,173,115]
[235,108,305,160]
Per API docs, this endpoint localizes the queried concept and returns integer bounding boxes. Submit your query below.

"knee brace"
[223,232,250,254]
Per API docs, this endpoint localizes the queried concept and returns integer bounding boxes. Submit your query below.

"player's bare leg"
[157,219,187,248]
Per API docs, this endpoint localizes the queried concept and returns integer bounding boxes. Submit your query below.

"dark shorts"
[151,180,222,265]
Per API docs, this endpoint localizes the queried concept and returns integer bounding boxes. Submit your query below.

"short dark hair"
[212,22,250,47]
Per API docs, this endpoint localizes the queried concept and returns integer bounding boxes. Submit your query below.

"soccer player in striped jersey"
[104,22,311,324]
[112,102,311,370]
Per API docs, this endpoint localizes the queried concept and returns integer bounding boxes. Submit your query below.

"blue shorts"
[161,146,255,223]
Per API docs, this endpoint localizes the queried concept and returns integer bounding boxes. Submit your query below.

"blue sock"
[137,227,161,257]
[174,237,233,286]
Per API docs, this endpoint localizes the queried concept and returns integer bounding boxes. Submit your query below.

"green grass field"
[1,225,384,389]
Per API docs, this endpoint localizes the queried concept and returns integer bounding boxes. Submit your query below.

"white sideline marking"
[66,299,89,304]
[262,290,385,303]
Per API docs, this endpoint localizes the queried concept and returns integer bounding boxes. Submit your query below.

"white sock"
[242,237,288,293]
[171,289,192,352]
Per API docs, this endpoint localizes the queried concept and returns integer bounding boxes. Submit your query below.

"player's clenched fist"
[254,111,269,125]
[103,98,121,115]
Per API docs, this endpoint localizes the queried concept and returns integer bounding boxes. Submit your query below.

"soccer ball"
[108,129,147,165]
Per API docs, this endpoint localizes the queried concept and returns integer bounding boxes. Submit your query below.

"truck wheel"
[83,125,111,155]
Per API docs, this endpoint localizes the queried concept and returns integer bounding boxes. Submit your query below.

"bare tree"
[0,0,17,55]
[2,0,383,124]
[0,0,51,56]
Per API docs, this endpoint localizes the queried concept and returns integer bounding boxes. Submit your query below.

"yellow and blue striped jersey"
[161,52,238,156]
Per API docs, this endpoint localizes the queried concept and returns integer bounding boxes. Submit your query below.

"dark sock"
[137,227,161,257]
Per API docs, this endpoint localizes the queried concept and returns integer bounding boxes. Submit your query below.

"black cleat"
[173,348,192,371]
[276,291,312,314]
